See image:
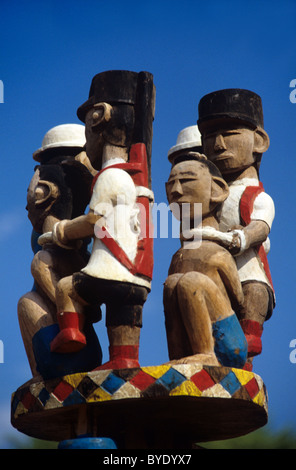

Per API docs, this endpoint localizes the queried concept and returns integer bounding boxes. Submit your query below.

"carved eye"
[35,184,47,202]
[85,103,112,130]
[33,181,59,205]
[91,107,104,126]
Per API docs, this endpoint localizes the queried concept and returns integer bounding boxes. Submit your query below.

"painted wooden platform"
[11,364,268,448]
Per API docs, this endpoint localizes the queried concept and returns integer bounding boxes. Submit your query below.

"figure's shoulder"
[99,165,133,179]
[92,165,135,193]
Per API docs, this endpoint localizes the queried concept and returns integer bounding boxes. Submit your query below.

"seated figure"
[18,125,102,379]
[164,151,248,368]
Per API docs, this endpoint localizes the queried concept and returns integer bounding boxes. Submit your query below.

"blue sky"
[0,0,296,448]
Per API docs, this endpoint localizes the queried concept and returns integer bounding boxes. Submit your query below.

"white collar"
[101,157,126,169]
[228,177,259,187]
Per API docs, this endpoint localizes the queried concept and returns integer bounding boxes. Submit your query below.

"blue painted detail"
[32,323,102,380]
[212,314,248,368]
[31,282,38,292]
[38,387,51,406]
[31,230,42,254]
[58,437,117,449]
[156,368,186,391]
[101,373,126,395]
[220,371,242,395]
[63,389,86,407]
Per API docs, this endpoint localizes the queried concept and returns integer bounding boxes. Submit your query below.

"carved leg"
[95,325,141,370]
[164,272,247,368]
[17,291,55,377]
[237,282,271,370]
[31,250,61,305]
[176,272,222,364]
[51,276,88,353]
[95,284,148,370]
[163,274,193,360]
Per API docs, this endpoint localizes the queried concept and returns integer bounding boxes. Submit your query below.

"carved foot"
[93,344,140,370]
[50,328,87,353]
[50,311,86,353]
[93,358,140,371]
[166,353,220,367]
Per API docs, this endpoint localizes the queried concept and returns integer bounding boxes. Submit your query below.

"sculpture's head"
[167,125,202,164]
[197,89,269,175]
[77,70,155,172]
[82,101,135,170]
[166,153,229,222]
[26,161,92,233]
[32,124,86,164]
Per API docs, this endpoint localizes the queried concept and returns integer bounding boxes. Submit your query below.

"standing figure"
[41,71,155,370]
[198,89,275,370]
[163,148,247,368]
[18,124,102,379]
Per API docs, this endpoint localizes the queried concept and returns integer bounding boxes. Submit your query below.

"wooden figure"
[18,124,102,379]
[39,71,156,370]
[164,143,247,368]
[198,89,275,370]
[12,98,269,450]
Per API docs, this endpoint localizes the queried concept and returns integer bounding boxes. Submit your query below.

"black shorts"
[73,272,148,328]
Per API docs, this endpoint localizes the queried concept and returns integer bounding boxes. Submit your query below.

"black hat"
[197,89,264,132]
[77,70,140,122]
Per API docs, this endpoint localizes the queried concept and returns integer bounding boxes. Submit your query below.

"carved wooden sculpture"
[197,89,275,370]
[164,150,247,368]
[17,124,102,379]
[12,83,270,450]
[38,71,155,370]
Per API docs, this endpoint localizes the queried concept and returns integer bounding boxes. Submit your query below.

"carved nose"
[214,134,227,151]
[171,179,183,196]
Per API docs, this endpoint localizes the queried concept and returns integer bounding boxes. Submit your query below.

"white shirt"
[82,159,151,289]
[219,177,275,288]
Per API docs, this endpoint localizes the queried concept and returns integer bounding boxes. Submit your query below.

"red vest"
[91,143,153,281]
[240,183,274,290]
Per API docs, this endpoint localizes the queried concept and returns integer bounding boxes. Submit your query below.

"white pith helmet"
[168,125,202,162]
[33,124,86,161]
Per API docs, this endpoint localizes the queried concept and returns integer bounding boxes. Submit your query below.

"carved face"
[26,168,59,232]
[202,125,256,174]
[26,168,44,232]
[166,160,213,220]
[84,106,106,169]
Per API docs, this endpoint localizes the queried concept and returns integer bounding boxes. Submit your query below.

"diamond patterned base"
[11,364,268,448]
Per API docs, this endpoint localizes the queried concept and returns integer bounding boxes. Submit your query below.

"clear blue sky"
[0,0,296,448]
